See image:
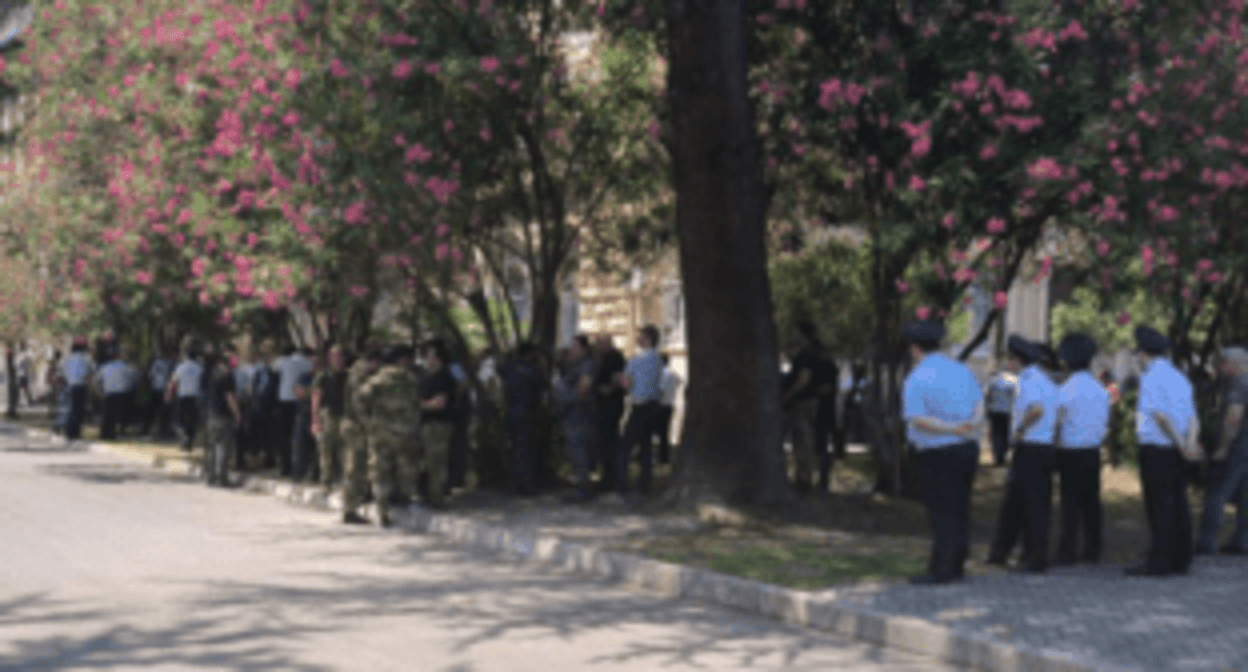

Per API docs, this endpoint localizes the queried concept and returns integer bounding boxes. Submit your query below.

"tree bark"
[658,0,791,510]
[6,343,17,420]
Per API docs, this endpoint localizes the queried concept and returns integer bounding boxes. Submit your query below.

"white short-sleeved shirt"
[278,354,312,402]
[1057,371,1110,449]
[986,373,1018,414]
[660,368,681,406]
[1012,365,1059,445]
[902,353,983,450]
[1136,357,1195,447]
[172,359,204,399]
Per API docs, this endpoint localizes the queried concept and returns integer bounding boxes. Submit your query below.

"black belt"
[1139,443,1177,450]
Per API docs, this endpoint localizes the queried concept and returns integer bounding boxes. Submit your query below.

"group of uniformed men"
[903,320,1248,585]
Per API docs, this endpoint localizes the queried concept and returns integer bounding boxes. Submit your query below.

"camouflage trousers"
[420,420,454,507]
[340,417,370,514]
[316,410,346,489]
[363,422,421,517]
[204,415,236,486]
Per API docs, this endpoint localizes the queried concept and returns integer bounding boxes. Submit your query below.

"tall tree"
[661,0,790,509]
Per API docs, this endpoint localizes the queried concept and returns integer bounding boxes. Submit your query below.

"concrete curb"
[15,425,1134,672]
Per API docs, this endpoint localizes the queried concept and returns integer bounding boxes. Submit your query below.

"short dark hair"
[517,341,537,359]
[425,340,451,364]
[912,340,941,354]
[573,334,590,351]
[661,353,670,366]
[640,325,660,348]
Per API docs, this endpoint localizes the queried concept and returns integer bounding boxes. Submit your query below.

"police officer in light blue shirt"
[1054,334,1109,565]
[1128,326,1197,576]
[97,349,137,440]
[167,349,205,451]
[987,335,1060,572]
[614,324,665,497]
[62,337,94,440]
[900,321,983,585]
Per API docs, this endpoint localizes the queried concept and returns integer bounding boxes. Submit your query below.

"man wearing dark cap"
[1054,334,1110,565]
[1128,325,1198,576]
[900,321,983,584]
[986,335,1060,572]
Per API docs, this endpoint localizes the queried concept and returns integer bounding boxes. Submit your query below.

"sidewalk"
[10,422,1247,672]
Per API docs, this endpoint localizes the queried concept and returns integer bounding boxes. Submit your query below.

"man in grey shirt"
[1195,346,1248,555]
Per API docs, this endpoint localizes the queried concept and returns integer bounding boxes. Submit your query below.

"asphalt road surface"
[0,426,964,671]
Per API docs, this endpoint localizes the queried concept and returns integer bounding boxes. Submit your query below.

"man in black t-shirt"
[782,321,822,494]
[204,345,241,487]
[420,340,458,508]
[592,334,626,492]
[291,359,318,484]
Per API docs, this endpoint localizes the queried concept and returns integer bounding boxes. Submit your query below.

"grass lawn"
[611,445,1238,589]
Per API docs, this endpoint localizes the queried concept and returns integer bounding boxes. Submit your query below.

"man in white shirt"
[987,335,1060,573]
[1054,334,1110,565]
[276,347,313,476]
[985,368,1018,466]
[655,354,682,466]
[62,337,95,440]
[1128,326,1198,576]
[167,348,205,451]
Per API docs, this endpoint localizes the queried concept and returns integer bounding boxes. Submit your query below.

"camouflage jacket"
[357,363,422,433]
[344,359,379,425]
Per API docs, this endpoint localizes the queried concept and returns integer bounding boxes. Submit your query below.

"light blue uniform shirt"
[1012,365,1059,445]
[1136,357,1195,447]
[625,348,664,404]
[233,363,255,398]
[986,373,1018,414]
[1057,371,1110,449]
[63,353,93,387]
[902,353,983,450]
[149,358,173,391]
[172,359,204,399]
[98,361,137,394]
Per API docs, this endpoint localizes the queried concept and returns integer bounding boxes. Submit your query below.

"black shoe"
[342,512,369,525]
[1219,545,1247,556]
[1052,556,1078,567]
[387,494,413,507]
[1170,566,1191,575]
[1013,563,1047,574]
[984,554,1008,567]
[908,574,955,585]
[377,512,392,528]
[1125,564,1169,577]
[1194,546,1216,556]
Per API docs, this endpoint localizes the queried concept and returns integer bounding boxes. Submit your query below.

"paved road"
[0,427,964,672]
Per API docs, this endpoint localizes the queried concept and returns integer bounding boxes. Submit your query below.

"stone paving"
[442,490,1248,672]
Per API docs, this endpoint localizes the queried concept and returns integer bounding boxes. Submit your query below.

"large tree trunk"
[5,343,16,420]
[658,0,790,510]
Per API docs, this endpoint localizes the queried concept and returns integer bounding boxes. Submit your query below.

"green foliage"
[770,239,873,357]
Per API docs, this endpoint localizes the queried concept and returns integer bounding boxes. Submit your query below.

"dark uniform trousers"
[916,441,979,579]
[989,413,1011,466]
[594,403,624,489]
[990,442,1056,569]
[1139,445,1193,573]
[1055,448,1103,563]
[100,392,128,440]
[617,401,663,495]
[66,385,88,440]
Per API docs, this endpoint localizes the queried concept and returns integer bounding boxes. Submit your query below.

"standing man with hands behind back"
[1128,326,1199,576]
[901,321,983,585]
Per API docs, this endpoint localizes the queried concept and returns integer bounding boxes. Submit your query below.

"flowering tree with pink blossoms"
[1064,0,1248,377]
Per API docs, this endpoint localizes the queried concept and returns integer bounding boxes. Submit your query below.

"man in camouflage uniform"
[341,345,382,525]
[352,344,422,527]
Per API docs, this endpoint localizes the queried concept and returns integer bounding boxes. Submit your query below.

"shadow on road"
[36,462,194,485]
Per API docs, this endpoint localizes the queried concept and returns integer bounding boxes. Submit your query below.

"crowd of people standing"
[44,327,697,523]
[901,321,1248,586]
